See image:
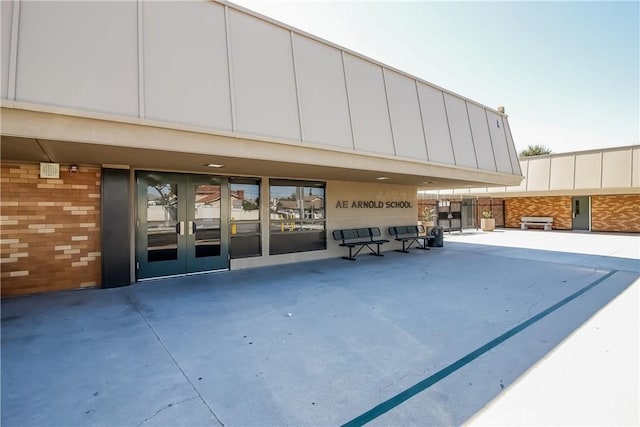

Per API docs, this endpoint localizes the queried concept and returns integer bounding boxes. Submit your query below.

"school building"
[419,145,640,233]
[1,0,523,296]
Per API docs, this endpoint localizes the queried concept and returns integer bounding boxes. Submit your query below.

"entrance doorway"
[136,172,229,279]
[572,196,590,231]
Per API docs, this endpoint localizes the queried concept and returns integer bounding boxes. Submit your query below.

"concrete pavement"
[2,230,638,426]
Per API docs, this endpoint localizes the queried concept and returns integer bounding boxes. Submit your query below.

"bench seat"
[520,216,553,231]
[332,227,389,261]
[388,225,434,253]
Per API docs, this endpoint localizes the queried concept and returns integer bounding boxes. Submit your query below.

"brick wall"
[1,163,101,297]
[505,196,572,230]
[592,194,640,232]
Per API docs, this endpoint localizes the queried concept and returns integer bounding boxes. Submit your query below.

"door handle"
[188,221,194,235]
[176,221,185,235]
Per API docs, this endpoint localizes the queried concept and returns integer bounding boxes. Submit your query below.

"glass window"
[230,178,261,258]
[146,183,178,262]
[269,180,326,255]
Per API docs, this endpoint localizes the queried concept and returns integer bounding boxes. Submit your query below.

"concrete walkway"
[2,230,638,426]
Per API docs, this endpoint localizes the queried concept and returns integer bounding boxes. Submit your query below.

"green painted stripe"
[342,269,618,427]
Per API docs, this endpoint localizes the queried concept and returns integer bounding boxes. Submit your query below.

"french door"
[136,171,229,279]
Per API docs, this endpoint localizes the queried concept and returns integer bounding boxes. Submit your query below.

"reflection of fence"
[270,220,325,232]
[231,208,259,221]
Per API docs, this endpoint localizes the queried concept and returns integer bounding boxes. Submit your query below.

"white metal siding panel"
[229,10,300,140]
[444,94,477,168]
[549,155,575,190]
[487,186,507,193]
[486,111,512,173]
[383,69,427,160]
[467,103,496,171]
[602,150,632,188]
[292,34,352,149]
[503,117,522,175]
[526,157,551,191]
[506,160,528,192]
[343,54,394,155]
[633,148,640,187]
[574,152,602,189]
[15,1,138,116]
[452,188,471,195]
[1,0,13,99]
[417,83,455,165]
[143,2,231,130]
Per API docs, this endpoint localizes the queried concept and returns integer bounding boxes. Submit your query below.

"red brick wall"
[1,163,101,297]
[505,196,572,230]
[592,194,640,232]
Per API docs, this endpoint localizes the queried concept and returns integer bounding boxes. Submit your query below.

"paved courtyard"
[2,230,638,426]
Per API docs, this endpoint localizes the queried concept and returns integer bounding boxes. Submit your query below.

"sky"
[232,0,639,155]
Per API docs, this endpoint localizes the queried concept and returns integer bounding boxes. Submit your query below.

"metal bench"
[332,227,389,261]
[520,216,553,231]
[387,225,434,253]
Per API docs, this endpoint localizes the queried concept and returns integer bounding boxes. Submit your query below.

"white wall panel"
[444,94,476,168]
[292,34,352,149]
[383,69,427,160]
[549,155,574,190]
[15,1,138,116]
[343,54,394,155]
[1,0,13,99]
[467,103,496,171]
[507,160,528,192]
[143,1,231,130]
[486,111,512,174]
[503,117,522,175]
[526,158,550,191]
[452,188,471,195]
[633,148,640,187]
[417,83,454,164]
[487,186,507,193]
[229,10,300,140]
[602,150,632,188]
[574,152,602,189]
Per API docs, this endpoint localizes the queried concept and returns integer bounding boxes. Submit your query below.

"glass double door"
[136,172,229,279]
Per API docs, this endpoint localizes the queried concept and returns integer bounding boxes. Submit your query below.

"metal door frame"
[571,196,591,231]
[135,171,229,280]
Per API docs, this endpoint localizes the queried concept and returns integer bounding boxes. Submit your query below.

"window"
[269,180,326,255]
[230,178,261,258]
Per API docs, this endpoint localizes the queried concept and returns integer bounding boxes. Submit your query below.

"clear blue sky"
[233,0,639,155]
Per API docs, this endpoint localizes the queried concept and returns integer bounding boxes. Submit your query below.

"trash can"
[428,226,444,247]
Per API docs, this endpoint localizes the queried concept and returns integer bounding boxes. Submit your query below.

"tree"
[519,144,552,157]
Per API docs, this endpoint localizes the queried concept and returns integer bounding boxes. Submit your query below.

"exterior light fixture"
[205,163,224,168]
[68,164,79,173]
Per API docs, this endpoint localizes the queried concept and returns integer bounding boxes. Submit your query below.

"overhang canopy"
[1,105,522,189]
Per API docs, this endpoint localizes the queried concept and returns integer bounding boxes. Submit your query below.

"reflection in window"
[269,180,326,255]
[147,183,178,262]
[230,178,261,258]
[194,184,221,258]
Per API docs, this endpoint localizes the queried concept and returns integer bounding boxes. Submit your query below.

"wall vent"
[40,162,60,179]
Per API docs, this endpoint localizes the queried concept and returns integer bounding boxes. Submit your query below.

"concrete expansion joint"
[124,290,225,427]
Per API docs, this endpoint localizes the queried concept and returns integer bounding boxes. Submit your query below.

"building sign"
[335,200,413,209]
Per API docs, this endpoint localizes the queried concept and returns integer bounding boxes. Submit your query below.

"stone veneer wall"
[592,194,640,232]
[1,163,101,297]
[505,196,572,230]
